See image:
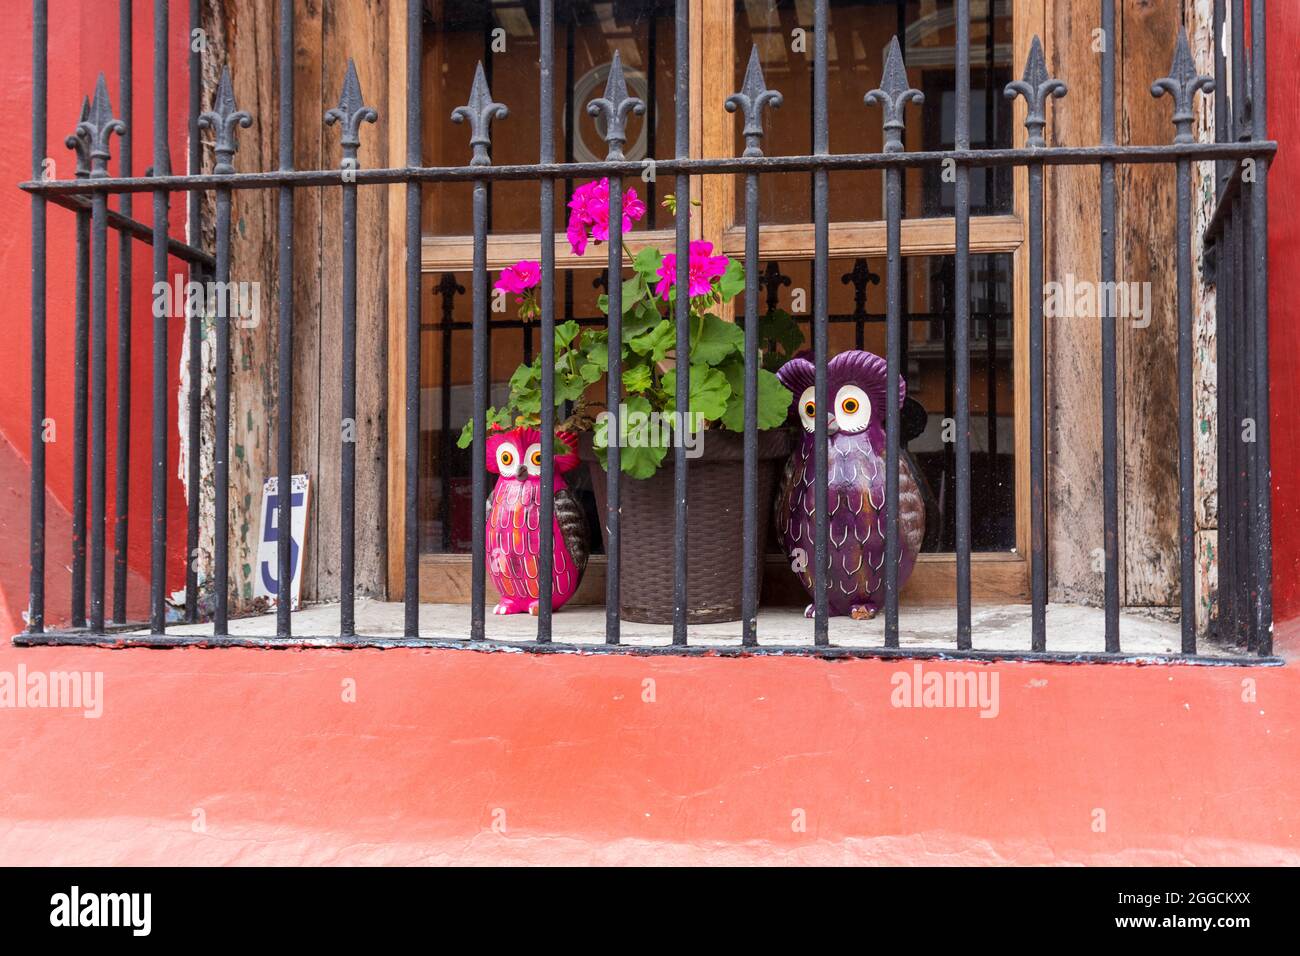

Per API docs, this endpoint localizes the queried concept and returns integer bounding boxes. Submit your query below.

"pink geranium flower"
[495,260,541,297]
[655,240,730,300]
[566,179,646,256]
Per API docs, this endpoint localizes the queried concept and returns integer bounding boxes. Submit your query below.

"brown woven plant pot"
[582,428,793,624]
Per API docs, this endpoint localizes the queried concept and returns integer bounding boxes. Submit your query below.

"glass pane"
[732,0,1014,224]
[740,253,1016,552]
[421,0,677,237]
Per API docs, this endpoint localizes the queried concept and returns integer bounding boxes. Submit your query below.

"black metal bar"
[213,184,231,636]
[86,76,124,636]
[29,0,47,635]
[26,144,1276,197]
[1154,32,1214,655]
[437,273,461,554]
[671,0,689,647]
[742,165,760,644]
[729,47,781,648]
[452,63,506,642]
[1027,172,1045,650]
[1236,195,1254,650]
[327,61,377,639]
[148,0,168,635]
[404,0,423,637]
[1251,0,1272,657]
[954,0,972,649]
[1100,0,1120,652]
[811,0,829,646]
[1231,0,1254,648]
[1213,0,1230,193]
[868,37,923,648]
[67,100,91,630]
[1177,149,1197,653]
[199,68,251,638]
[1006,37,1065,653]
[1219,202,1236,645]
[113,0,134,625]
[184,0,202,623]
[538,0,556,643]
[277,0,295,637]
[41,193,213,266]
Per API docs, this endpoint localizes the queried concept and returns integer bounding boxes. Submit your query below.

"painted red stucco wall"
[1262,1,1300,651]
[0,0,191,623]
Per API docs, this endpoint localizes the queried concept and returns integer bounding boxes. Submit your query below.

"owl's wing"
[899,458,926,557]
[554,488,589,576]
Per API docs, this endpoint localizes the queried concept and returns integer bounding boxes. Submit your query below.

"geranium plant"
[459,179,803,478]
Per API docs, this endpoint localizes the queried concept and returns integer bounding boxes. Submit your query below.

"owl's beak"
[825,412,840,436]
[515,465,528,480]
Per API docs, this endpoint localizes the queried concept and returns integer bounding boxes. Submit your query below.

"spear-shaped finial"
[65,96,92,178]
[1151,30,1215,145]
[864,36,924,153]
[325,58,379,161]
[726,46,783,158]
[77,75,126,177]
[452,61,509,166]
[198,66,253,175]
[587,51,645,161]
[1004,36,1068,148]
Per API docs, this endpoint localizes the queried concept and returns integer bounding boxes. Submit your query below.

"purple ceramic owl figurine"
[774,350,926,619]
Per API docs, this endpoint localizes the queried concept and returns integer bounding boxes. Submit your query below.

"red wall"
[0,0,191,622]
[1265,4,1300,650]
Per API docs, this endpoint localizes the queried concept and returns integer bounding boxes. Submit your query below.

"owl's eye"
[494,442,520,475]
[797,386,817,433]
[833,384,872,433]
[524,443,543,477]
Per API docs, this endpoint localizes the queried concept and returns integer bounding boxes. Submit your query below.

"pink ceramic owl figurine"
[485,427,589,615]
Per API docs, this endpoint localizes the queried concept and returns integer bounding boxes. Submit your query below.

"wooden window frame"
[386,0,1046,606]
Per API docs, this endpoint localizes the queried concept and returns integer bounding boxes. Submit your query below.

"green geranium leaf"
[690,313,745,367]
[619,441,669,479]
[632,246,664,284]
[457,407,511,449]
[553,370,587,405]
[717,360,793,431]
[718,258,746,302]
[623,296,663,338]
[509,360,540,392]
[592,394,667,478]
[628,319,676,364]
[555,320,581,348]
[622,364,653,394]
[760,307,804,361]
[663,364,731,424]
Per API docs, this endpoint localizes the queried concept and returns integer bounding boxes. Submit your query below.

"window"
[402,0,1032,602]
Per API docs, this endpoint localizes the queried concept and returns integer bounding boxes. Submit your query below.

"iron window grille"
[15,0,1280,664]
